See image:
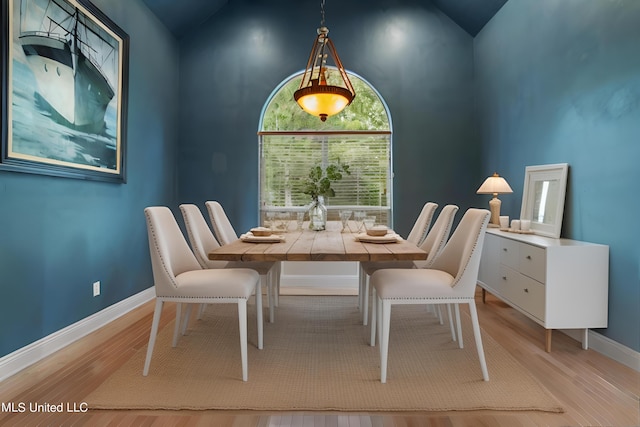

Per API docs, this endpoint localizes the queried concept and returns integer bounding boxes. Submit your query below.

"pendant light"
[294,0,355,121]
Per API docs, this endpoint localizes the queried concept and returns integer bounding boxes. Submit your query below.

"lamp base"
[488,196,502,227]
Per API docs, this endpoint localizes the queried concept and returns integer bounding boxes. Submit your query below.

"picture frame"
[520,163,569,238]
[1,0,129,183]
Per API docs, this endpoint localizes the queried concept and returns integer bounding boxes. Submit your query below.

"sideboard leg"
[545,329,552,352]
[582,328,589,350]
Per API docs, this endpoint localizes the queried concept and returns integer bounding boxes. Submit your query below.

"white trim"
[279,261,358,289]
[280,274,358,289]
[561,329,640,372]
[0,287,155,382]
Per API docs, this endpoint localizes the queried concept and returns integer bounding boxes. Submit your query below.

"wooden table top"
[208,222,428,262]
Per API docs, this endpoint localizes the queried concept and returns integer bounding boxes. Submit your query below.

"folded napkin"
[240,232,285,243]
[354,232,403,244]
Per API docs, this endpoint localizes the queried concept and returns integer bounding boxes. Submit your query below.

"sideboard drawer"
[499,238,519,269]
[518,244,546,283]
[498,265,519,301]
[508,274,545,321]
[499,265,544,321]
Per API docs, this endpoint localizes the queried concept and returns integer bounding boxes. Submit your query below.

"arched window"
[258,70,393,226]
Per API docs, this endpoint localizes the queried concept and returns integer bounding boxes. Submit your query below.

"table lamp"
[477,172,513,227]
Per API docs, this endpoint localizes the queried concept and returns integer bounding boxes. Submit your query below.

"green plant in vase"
[303,161,350,230]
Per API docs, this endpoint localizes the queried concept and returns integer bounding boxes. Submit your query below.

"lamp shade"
[477,173,513,195]
[294,84,353,119]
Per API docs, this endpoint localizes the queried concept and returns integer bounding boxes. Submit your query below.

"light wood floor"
[1,288,638,426]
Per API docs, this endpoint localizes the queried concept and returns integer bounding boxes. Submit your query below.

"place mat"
[86,296,563,413]
[240,232,285,243]
[354,232,403,243]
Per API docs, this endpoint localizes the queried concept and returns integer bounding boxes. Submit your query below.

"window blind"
[259,131,392,224]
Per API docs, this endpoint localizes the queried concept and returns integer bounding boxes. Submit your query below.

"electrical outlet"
[93,281,101,297]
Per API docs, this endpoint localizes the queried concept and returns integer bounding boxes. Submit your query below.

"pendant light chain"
[320,0,326,27]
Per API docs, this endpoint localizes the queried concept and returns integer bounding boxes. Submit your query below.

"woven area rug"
[86,296,563,412]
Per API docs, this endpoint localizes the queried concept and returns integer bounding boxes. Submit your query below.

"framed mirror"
[520,163,569,238]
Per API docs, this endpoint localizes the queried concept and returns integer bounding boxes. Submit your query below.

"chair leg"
[468,301,489,381]
[363,274,370,325]
[266,273,273,317]
[274,262,281,307]
[238,299,248,382]
[172,303,183,347]
[447,303,457,342]
[436,305,444,325]
[181,304,193,336]
[263,274,274,324]
[426,304,435,315]
[376,294,383,351]
[357,263,364,310]
[255,282,263,350]
[380,300,392,383]
[197,303,206,319]
[143,299,164,376]
[455,303,463,349]
[370,288,377,346]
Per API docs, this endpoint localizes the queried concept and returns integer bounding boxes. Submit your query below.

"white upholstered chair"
[143,206,262,382]
[180,203,277,323]
[366,204,460,339]
[205,201,280,322]
[179,203,232,270]
[370,208,491,383]
[406,202,439,246]
[411,205,459,269]
[358,202,438,324]
[359,204,458,326]
[205,200,240,246]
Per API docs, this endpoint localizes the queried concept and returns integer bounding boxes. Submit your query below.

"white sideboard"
[477,229,609,352]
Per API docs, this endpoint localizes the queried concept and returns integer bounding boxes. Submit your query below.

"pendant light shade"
[294,13,355,121]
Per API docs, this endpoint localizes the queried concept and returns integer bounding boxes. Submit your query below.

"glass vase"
[308,196,327,231]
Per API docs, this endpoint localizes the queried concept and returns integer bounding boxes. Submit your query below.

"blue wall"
[0,0,180,357]
[176,0,480,237]
[475,0,640,351]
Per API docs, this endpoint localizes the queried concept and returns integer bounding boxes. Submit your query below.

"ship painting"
[18,0,118,134]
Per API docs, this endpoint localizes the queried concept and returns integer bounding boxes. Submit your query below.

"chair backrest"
[415,204,459,268]
[429,208,490,295]
[144,206,202,296]
[205,201,238,246]
[406,202,438,245]
[179,204,229,270]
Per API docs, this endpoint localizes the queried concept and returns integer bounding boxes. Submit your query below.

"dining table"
[208,221,428,263]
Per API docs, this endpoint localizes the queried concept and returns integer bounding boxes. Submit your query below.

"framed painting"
[1,0,129,183]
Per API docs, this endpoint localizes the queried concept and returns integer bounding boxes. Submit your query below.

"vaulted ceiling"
[141,0,507,39]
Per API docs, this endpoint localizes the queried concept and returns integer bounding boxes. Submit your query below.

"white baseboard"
[561,329,640,372]
[0,287,155,382]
